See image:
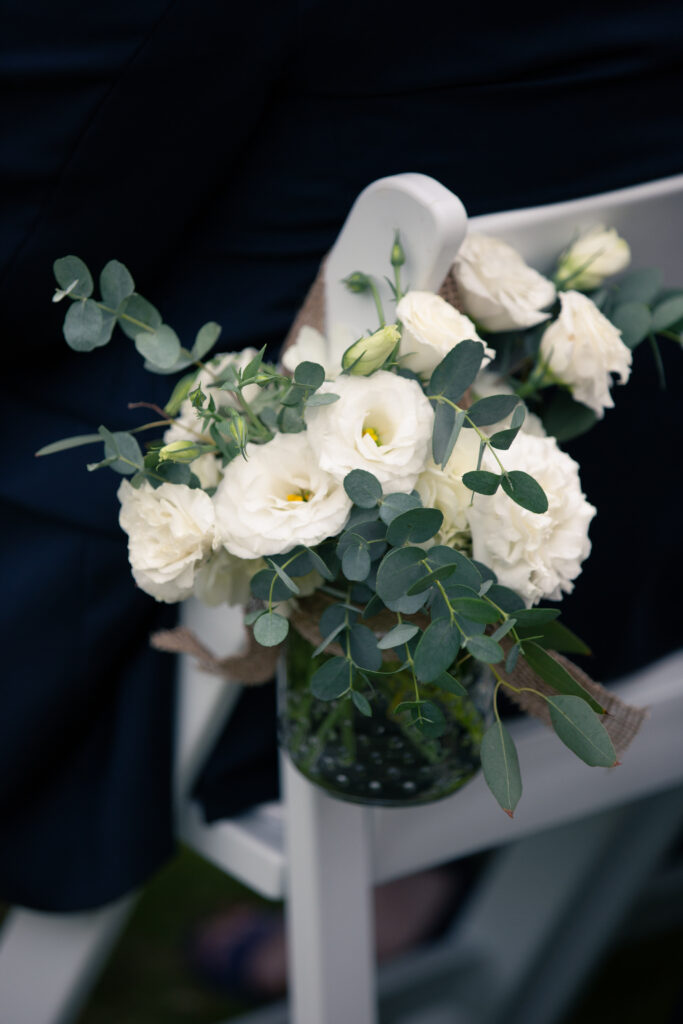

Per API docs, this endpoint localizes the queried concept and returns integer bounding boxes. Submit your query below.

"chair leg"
[0,894,136,1024]
[282,754,377,1024]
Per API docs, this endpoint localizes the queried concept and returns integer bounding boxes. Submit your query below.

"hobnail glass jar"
[279,626,493,807]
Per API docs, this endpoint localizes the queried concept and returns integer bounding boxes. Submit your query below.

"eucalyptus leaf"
[253,611,289,647]
[462,470,500,495]
[512,607,561,628]
[344,469,382,508]
[540,388,597,442]
[386,507,443,546]
[99,260,135,308]
[652,295,683,332]
[98,426,144,475]
[611,302,652,349]
[265,558,300,595]
[63,299,105,351]
[341,537,372,582]
[35,433,102,457]
[379,491,421,526]
[616,267,661,304]
[466,394,519,426]
[465,634,504,664]
[501,471,548,513]
[118,294,162,339]
[135,324,182,369]
[485,584,524,614]
[429,339,485,402]
[311,657,350,700]
[349,624,382,671]
[520,620,591,655]
[405,563,457,595]
[192,321,222,360]
[278,405,306,433]
[489,426,520,450]
[481,721,522,816]
[414,618,462,682]
[377,623,420,649]
[352,690,372,717]
[54,255,93,297]
[547,695,616,766]
[505,643,521,673]
[432,672,468,697]
[305,392,340,407]
[164,371,198,416]
[375,546,429,613]
[250,568,293,603]
[301,545,335,581]
[522,641,603,713]
[450,597,501,624]
[294,361,326,389]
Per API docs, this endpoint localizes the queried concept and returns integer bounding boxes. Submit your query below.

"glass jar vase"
[278,626,493,807]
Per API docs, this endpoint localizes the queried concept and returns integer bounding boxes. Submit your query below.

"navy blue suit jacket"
[2,0,682,909]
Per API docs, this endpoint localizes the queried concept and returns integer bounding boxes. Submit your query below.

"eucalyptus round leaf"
[250,569,294,603]
[101,429,144,475]
[547,695,616,767]
[342,539,372,582]
[344,469,382,508]
[118,294,163,339]
[63,299,105,351]
[386,507,443,546]
[192,321,222,360]
[379,491,421,526]
[428,546,482,590]
[311,657,350,700]
[449,597,501,624]
[294,361,326,390]
[500,471,548,513]
[253,611,289,647]
[652,295,683,332]
[481,721,522,816]
[375,546,426,603]
[135,324,182,369]
[54,255,93,297]
[615,267,661,304]
[611,302,652,349]
[540,389,597,442]
[99,260,135,308]
[405,563,457,595]
[415,700,446,739]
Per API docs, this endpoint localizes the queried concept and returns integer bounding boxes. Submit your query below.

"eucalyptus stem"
[368,279,386,327]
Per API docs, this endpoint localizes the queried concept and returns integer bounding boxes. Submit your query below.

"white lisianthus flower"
[118,479,218,603]
[557,225,631,291]
[305,371,434,494]
[539,290,632,417]
[416,430,481,548]
[214,432,352,560]
[453,234,557,332]
[471,370,546,437]
[467,432,596,606]
[396,291,495,376]
[194,548,264,607]
[281,323,356,379]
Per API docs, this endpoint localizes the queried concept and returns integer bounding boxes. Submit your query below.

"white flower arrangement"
[39,215,681,814]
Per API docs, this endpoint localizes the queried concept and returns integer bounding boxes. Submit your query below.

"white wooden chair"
[2,172,683,1024]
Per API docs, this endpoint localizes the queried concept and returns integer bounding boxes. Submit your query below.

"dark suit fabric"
[2,0,682,909]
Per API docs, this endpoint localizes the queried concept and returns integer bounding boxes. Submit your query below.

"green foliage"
[521,641,603,713]
[540,388,597,442]
[616,267,661,304]
[500,471,548,513]
[311,657,349,700]
[652,294,683,332]
[54,255,93,297]
[135,323,182,369]
[344,469,382,508]
[611,302,652,349]
[100,260,135,308]
[480,721,522,815]
[414,619,461,682]
[462,470,500,495]
[547,695,616,766]
[192,322,222,360]
[35,433,102,457]
[429,340,485,403]
[466,394,520,427]
[386,507,443,546]
[63,299,106,351]
[253,611,289,647]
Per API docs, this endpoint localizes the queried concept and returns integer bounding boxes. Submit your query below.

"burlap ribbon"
[152,260,647,758]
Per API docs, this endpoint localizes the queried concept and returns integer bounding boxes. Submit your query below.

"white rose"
[304,371,434,494]
[396,291,495,377]
[557,225,631,291]
[453,234,556,332]
[118,479,217,603]
[164,348,260,446]
[214,432,352,559]
[467,432,596,606]
[539,290,632,417]
[194,548,264,607]
[471,370,546,437]
[416,429,481,548]
[281,323,356,379]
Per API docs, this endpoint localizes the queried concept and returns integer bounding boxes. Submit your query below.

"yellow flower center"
[286,489,312,502]
[363,427,381,445]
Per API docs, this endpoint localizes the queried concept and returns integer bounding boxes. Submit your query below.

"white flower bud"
[557,226,631,291]
[341,324,400,375]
